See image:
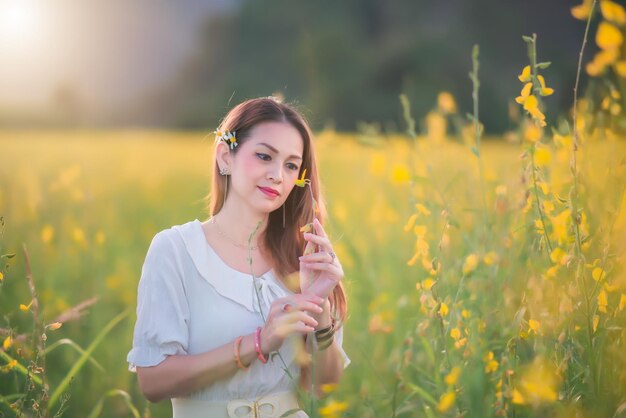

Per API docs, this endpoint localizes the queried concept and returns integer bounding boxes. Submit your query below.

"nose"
[267,165,283,184]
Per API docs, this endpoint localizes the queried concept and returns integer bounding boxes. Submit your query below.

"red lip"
[258,186,280,197]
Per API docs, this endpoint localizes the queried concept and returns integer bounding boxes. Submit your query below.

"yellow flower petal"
[518,65,532,82]
[598,290,608,313]
[571,0,593,20]
[439,302,449,317]
[592,267,606,281]
[294,168,308,187]
[444,367,461,386]
[437,391,456,412]
[601,0,626,25]
[597,22,623,50]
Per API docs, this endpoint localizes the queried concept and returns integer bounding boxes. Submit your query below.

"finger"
[313,218,328,238]
[299,252,334,264]
[283,311,319,328]
[303,232,332,251]
[300,261,343,275]
[287,300,324,314]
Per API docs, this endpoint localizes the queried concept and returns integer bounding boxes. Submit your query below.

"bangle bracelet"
[233,336,249,370]
[315,322,335,342]
[317,335,334,351]
[254,327,268,364]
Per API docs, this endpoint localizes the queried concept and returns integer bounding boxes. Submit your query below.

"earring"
[282,204,286,228]
[220,167,230,176]
[223,174,228,209]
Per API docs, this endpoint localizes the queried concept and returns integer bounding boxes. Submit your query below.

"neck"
[213,199,268,247]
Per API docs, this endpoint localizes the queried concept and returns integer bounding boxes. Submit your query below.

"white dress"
[127,219,350,412]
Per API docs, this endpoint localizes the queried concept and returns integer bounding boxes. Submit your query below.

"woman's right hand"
[260,294,325,353]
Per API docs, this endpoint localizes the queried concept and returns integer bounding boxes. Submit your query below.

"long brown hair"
[206,97,347,323]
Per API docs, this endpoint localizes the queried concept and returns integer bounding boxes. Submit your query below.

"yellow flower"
[450,328,462,340]
[597,22,623,50]
[601,0,626,25]
[319,400,348,418]
[439,302,449,317]
[598,289,608,313]
[390,164,411,184]
[592,267,606,282]
[415,203,431,216]
[41,225,55,244]
[515,82,533,104]
[3,336,13,350]
[462,254,479,275]
[437,91,457,114]
[422,278,436,290]
[483,251,498,265]
[484,351,499,373]
[0,272,3,282]
[524,123,543,143]
[619,293,626,311]
[46,322,63,331]
[20,300,33,312]
[550,247,567,265]
[461,309,471,319]
[571,0,593,20]
[518,65,532,82]
[320,383,338,394]
[437,391,456,412]
[294,169,309,187]
[512,388,526,404]
[512,357,560,406]
[445,367,461,386]
[534,147,552,167]
[528,319,540,334]
[537,75,554,96]
[403,214,418,232]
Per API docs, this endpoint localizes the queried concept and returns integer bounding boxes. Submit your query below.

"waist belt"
[172,390,306,418]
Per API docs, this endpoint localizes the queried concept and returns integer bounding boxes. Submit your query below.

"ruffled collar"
[172,219,293,314]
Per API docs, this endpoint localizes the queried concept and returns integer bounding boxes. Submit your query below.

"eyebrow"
[257,142,302,160]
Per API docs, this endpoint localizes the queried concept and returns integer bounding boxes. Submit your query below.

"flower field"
[1,122,625,417]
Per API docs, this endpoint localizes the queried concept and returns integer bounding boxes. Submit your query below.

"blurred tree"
[141,0,587,134]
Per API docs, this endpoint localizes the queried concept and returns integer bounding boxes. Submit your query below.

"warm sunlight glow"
[0,0,45,47]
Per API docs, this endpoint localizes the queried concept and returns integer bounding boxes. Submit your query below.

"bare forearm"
[301,300,344,395]
[137,333,259,402]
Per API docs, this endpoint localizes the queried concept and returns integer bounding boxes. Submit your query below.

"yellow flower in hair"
[294,169,310,187]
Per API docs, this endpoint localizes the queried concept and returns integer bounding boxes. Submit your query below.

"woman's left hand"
[299,218,344,300]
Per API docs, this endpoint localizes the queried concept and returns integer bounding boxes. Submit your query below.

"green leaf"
[470,146,480,157]
[536,61,552,69]
[0,350,43,386]
[522,35,534,43]
[48,310,129,410]
[405,382,438,407]
[87,389,140,418]
[44,338,104,372]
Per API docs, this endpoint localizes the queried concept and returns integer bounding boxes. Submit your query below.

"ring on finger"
[281,303,292,313]
[328,251,336,263]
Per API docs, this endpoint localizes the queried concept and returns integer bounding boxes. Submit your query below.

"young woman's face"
[228,121,304,216]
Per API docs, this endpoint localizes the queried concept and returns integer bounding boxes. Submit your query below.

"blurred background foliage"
[0,0,595,133]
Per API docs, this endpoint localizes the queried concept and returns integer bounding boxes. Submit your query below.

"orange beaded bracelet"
[233,336,250,370]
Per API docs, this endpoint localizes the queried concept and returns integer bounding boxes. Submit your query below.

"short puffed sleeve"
[127,230,190,372]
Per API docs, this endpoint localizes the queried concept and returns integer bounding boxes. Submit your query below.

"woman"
[127,97,350,418]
